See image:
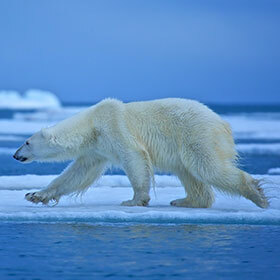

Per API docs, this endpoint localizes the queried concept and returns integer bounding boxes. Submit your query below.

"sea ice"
[0,174,279,225]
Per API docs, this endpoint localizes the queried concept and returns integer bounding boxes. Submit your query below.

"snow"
[0,174,279,225]
[0,89,61,109]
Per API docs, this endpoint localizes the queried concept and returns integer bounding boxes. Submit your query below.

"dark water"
[1,223,280,280]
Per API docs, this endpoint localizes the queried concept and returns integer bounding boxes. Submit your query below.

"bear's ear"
[41,128,50,139]
[41,128,57,144]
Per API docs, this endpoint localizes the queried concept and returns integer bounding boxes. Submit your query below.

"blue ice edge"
[1,211,280,225]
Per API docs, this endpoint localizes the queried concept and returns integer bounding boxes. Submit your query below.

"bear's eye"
[26,141,30,146]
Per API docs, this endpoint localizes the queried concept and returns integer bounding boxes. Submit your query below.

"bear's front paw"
[25,192,59,205]
[121,199,149,207]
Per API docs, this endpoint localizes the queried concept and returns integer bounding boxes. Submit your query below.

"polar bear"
[13,98,268,208]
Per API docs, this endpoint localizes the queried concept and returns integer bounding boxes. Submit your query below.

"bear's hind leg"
[186,152,269,208]
[204,166,269,208]
[171,170,215,208]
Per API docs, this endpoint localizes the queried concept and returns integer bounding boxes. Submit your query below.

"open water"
[1,223,280,280]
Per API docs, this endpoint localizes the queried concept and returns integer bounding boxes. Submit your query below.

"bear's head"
[13,128,70,163]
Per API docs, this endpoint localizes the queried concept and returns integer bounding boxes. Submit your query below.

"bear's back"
[125,98,222,129]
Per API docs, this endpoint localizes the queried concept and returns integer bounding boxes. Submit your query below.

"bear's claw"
[25,192,41,204]
[25,192,58,205]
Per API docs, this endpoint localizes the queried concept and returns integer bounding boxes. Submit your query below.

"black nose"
[13,154,27,162]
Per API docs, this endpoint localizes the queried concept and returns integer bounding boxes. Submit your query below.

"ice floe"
[0,174,279,225]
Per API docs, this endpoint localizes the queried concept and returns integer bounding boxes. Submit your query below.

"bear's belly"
[148,145,182,173]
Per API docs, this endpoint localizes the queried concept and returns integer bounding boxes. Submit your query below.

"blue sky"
[0,0,279,104]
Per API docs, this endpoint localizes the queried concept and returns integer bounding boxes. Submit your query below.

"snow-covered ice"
[0,89,61,109]
[0,174,279,225]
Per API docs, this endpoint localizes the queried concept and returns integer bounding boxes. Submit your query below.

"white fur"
[15,98,268,208]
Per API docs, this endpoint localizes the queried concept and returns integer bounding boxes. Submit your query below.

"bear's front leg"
[120,149,153,207]
[25,157,107,205]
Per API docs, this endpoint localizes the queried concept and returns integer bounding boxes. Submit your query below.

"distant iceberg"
[0,89,61,109]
